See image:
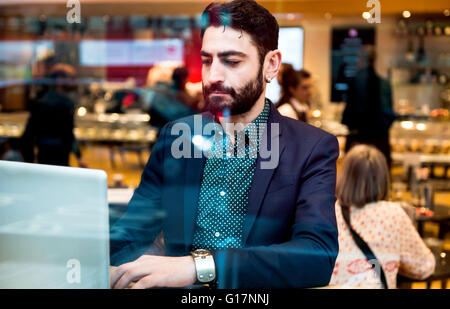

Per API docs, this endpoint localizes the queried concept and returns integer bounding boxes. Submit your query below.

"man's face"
[201,26,264,116]
[292,77,312,103]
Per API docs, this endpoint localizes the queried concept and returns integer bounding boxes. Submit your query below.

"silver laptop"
[0,160,109,289]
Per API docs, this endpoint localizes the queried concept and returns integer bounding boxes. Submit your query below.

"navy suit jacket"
[110,102,340,288]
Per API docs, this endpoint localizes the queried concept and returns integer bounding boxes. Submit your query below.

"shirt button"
[220,191,226,196]
[215,232,220,237]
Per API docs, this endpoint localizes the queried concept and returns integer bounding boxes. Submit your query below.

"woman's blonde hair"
[336,144,390,208]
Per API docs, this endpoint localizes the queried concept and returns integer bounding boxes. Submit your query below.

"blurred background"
[0,0,449,288]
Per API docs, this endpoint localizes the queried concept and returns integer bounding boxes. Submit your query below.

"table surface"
[108,188,135,205]
[0,112,158,143]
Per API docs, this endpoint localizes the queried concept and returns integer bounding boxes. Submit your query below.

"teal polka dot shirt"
[192,99,271,250]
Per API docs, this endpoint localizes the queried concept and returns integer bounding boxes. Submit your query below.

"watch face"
[195,249,209,256]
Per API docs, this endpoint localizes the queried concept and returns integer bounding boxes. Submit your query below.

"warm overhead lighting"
[273,13,303,20]
[445,26,450,36]
[416,123,426,131]
[362,12,371,20]
[312,109,322,118]
[324,12,332,20]
[402,11,411,18]
[98,114,107,122]
[444,9,450,17]
[77,106,87,117]
[111,113,120,122]
[435,26,443,35]
[400,121,414,130]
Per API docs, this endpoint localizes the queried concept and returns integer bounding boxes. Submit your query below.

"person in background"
[146,63,178,88]
[147,66,197,131]
[171,67,202,111]
[341,45,396,168]
[329,144,435,289]
[276,62,294,89]
[21,63,87,168]
[277,67,313,122]
[105,89,143,114]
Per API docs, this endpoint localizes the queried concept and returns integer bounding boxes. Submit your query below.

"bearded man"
[110,0,339,289]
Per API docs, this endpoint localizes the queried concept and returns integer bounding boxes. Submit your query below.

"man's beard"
[203,65,264,116]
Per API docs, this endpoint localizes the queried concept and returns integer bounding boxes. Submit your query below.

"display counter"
[0,112,158,144]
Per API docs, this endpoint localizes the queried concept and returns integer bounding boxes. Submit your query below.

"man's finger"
[131,274,161,289]
[110,261,142,288]
[114,265,151,289]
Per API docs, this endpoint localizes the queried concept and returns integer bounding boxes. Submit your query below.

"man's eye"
[224,60,240,66]
[202,59,211,65]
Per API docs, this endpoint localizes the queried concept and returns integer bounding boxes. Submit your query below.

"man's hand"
[110,255,197,289]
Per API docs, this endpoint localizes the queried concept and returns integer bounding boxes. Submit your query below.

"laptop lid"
[0,161,109,289]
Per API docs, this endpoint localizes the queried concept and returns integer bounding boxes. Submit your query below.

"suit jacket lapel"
[183,155,205,252]
[183,112,214,252]
[243,103,286,245]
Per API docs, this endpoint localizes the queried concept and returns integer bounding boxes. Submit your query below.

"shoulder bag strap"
[341,205,388,289]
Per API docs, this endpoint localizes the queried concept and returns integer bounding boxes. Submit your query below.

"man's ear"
[264,49,282,82]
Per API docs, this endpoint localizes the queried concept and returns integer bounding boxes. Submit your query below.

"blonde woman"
[329,144,435,288]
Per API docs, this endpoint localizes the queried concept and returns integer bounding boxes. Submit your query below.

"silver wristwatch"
[190,249,216,283]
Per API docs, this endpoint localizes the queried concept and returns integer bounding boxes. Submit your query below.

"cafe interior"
[0,0,449,289]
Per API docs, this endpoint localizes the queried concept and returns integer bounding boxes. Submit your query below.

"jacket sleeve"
[211,133,340,288]
[109,124,168,266]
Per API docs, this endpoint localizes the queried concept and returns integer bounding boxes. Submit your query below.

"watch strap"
[190,250,216,284]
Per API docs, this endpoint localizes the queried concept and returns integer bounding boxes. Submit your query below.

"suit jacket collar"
[243,101,285,245]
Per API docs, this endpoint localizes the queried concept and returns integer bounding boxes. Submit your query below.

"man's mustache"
[203,83,236,97]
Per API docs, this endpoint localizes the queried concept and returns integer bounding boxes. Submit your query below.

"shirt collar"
[216,99,270,147]
[204,99,271,153]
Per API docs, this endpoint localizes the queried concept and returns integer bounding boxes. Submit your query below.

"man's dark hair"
[200,0,279,65]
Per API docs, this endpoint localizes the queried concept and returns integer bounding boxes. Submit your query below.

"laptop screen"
[0,161,110,289]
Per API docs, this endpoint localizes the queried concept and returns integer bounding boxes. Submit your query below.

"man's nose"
[206,60,225,84]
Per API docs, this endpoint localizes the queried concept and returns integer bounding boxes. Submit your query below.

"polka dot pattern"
[192,100,270,251]
[329,201,436,289]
